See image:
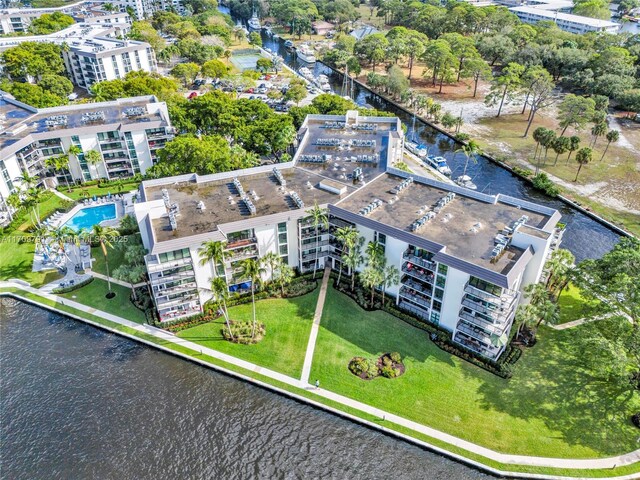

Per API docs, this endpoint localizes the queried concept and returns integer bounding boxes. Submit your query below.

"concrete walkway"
[89,270,146,289]
[300,267,331,385]
[2,280,639,476]
[51,189,74,202]
[551,312,616,330]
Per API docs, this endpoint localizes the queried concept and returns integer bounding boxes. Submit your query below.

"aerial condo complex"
[134,111,562,360]
[1,0,638,477]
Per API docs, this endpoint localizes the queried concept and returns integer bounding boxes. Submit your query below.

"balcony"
[156,293,199,309]
[401,262,435,285]
[301,250,330,262]
[454,332,502,359]
[300,228,329,240]
[225,237,257,250]
[399,287,432,309]
[401,277,433,296]
[225,246,258,262]
[147,131,171,140]
[398,300,430,321]
[328,217,354,229]
[402,250,437,272]
[458,309,509,335]
[301,239,331,250]
[461,297,515,322]
[151,271,196,286]
[455,321,492,345]
[146,255,192,273]
[464,282,517,308]
[159,303,202,322]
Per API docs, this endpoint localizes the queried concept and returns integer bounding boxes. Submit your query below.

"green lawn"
[177,287,320,378]
[0,234,63,287]
[62,180,140,201]
[10,191,72,233]
[310,287,640,459]
[89,235,139,276]
[557,283,602,324]
[60,278,146,324]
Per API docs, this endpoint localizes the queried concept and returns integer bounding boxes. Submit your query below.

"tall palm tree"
[334,226,359,286]
[600,129,619,162]
[261,251,281,283]
[456,140,481,178]
[365,241,385,271]
[361,265,383,308]
[535,299,559,330]
[198,240,227,279]
[381,264,400,306]
[342,237,364,291]
[524,282,548,307]
[86,224,120,294]
[544,248,575,294]
[211,277,233,340]
[84,149,103,176]
[45,154,71,188]
[590,121,607,148]
[15,170,38,189]
[565,136,581,165]
[305,203,328,279]
[275,263,295,296]
[574,147,592,182]
[238,258,266,340]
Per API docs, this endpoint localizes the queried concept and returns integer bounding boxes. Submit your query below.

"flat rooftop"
[336,173,549,273]
[145,166,356,242]
[0,96,167,150]
[294,115,399,185]
[510,6,621,26]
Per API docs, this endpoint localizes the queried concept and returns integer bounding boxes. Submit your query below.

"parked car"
[188,91,198,99]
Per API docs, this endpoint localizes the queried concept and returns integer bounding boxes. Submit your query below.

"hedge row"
[52,276,94,294]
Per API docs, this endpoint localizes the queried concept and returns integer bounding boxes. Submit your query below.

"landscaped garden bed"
[222,320,266,344]
[349,352,405,380]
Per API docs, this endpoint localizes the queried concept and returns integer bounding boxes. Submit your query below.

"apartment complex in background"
[133,111,562,361]
[509,6,621,33]
[0,20,156,90]
[0,93,174,202]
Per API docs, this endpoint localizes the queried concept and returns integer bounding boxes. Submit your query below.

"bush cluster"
[222,321,266,344]
[512,166,533,178]
[348,352,404,380]
[532,173,560,197]
[52,276,94,294]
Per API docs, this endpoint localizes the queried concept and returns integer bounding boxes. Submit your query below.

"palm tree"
[365,241,385,271]
[223,50,232,65]
[87,224,120,294]
[45,154,71,188]
[456,140,481,178]
[261,251,281,283]
[524,282,548,307]
[113,264,146,301]
[275,262,295,296]
[361,265,383,308]
[381,264,400,306]
[532,127,547,163]
[198,240,227,279]
[535,299,559,330]
[600,129,619,162]
[551,136,570,166]
[574,147,592,182]
[15,170,38,189]
[590,121,607,148]
[544,248,575,295]
[334,226,359,286]
[343,237,364,291]
[238,258,266,340]
[305,203,328,279]
[565,136,580,165]
[84,149,103,176]
[540,129,556,166]
[211,277,233,340]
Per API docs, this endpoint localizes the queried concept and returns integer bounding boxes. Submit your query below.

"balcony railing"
[399,288,431,309]
[154,282,197,297]
[159,304,202,322]
[398,300,430,320]
[400,277,433,296]
[464,282,517,307]
[301,239,331,250]
[328,217,354,229]
[461,297,515,322]
[401,263,435,285]
[454,332,502,359]
[301,250,330,262]
[151,271,196,286]
[225,237,257,250]
[402,251,437,272]
[156,293,199,308]
[458,309,509,335]
[455,321,492,344]
[146,255,192,273]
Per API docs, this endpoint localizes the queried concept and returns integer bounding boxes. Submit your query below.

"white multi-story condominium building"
[0,22,155,90]
[0,2,131,35]
[509,6,621,33]
[112,0,186,19]
[133,111,563,361]
[0,93,174,203]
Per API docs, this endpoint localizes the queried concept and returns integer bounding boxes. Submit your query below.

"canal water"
[0,298,496,479]
[224,5,623,262]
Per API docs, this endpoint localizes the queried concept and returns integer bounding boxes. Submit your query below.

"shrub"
[223,320,266,344]
[348,356,369,376]
[390,351,402,363]
[366,358,379,378]
[532,173,560,197]
[52,276,94,294]
[513,166,533,178]
[380,365,397,378]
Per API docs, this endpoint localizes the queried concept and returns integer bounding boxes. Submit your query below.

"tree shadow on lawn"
[467,321,640,456]
[319,287,452,366]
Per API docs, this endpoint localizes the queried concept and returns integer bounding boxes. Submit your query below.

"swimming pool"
[62,204,117,232]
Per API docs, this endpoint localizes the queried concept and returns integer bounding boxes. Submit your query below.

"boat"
[296,44,316,63]
[455,175,477,190]
[284,39,294,49]
[262,26,272,35]
[299,66,312,79]
[405,141,428,158]
[425,155,452,176]
[248,12,261,31]
[273,33,280,39]
[321,83,332,92]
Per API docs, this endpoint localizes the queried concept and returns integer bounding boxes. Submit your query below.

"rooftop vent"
[289,191,304,209]
[272,167,286,187]
[81,110,105,123]
[233,177,245,197]
[124,106,145,117]
[45,115,67,127]
[359,198,383,216]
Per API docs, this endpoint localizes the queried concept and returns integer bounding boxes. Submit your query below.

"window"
[278,232,287,244]
[159,248,190,263]
[432,300,442,312]
[278,222,287,233]
[436,275,446,288]
[434,288,443,300]
[374,231,386,245]
[279,244,288,255]
[468,276,502,296]
[437,264,448,275]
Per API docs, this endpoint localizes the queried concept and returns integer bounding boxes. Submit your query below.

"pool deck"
[56,199,124,231]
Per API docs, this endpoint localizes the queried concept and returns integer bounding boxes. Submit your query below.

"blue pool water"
[63,204,117,232]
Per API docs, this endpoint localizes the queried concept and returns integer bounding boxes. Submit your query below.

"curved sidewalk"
[1,280,639,474]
